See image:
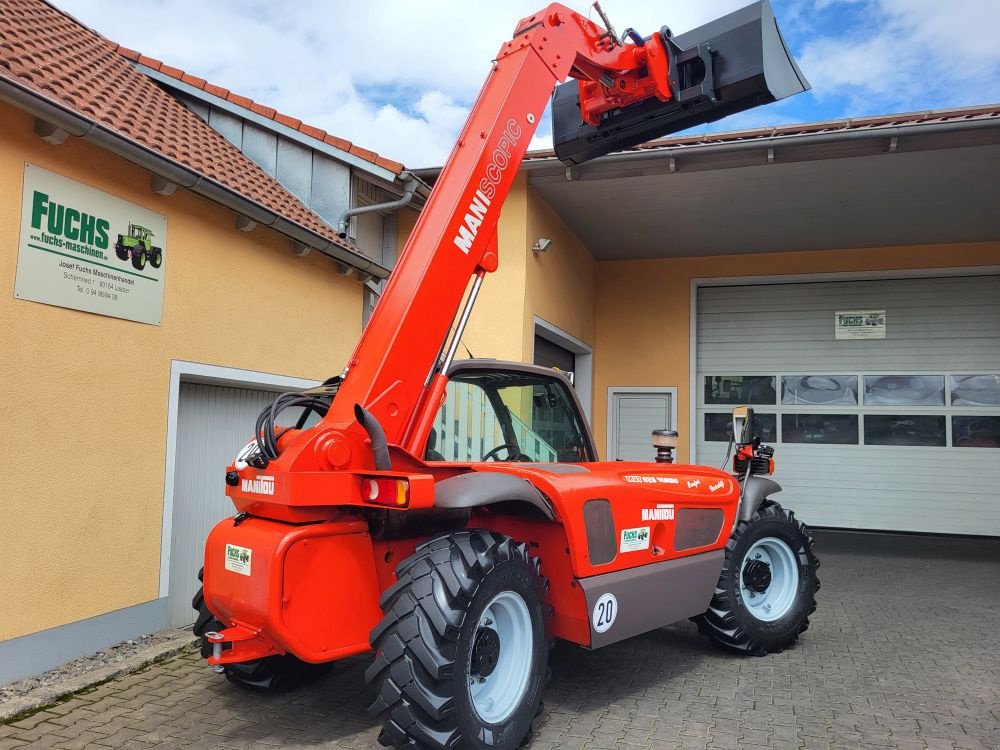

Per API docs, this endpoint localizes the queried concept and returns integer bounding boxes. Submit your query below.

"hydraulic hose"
[354,404,392,471]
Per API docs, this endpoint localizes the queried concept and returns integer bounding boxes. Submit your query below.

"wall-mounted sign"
[835,310,886,340]
[14,164,167,325]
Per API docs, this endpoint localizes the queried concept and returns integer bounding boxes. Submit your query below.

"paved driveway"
[3,531,998,750]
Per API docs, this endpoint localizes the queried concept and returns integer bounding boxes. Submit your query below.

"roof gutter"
[520,117,1000,172]
[412,116,999,180]
[0,76,389,280]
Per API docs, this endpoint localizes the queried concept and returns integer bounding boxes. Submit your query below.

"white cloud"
[56,0,745,166]
[799,0,1000,112]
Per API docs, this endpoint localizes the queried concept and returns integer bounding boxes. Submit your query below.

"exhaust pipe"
[552,0,810,166]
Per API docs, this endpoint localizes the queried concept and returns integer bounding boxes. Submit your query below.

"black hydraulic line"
[354,404,392,471]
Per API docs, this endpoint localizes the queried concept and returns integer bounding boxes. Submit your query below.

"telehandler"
[193,3,819,748]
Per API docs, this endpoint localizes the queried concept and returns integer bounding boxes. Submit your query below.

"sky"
[58,0,1000,169]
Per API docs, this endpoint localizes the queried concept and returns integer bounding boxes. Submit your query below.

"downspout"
[337,173,419,239]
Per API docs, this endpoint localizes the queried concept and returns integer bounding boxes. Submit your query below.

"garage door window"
[864,375,945,405]
[781,414,858,444]
[703,372,1000,449]
[952,416,1000,448]
[951,375,1000,406]
[782,375,858,405]
[704,412,776,442]
[865,415,947,447]
[704,376,775,405]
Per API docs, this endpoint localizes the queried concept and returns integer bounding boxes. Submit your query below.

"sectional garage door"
[168,383,284,627]
[695,275,1000,536]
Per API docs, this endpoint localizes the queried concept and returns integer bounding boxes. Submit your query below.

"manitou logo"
[642,504,675,521]
[241,475,275,495]
[453,118,523,254]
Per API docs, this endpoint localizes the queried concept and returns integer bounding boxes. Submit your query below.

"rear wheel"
[149,247,163,268]
[192,569,331,691]
[366,530,549,750]
[695,501,819,655]
[131,248,147,271]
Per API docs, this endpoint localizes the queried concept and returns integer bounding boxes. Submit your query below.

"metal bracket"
[151,175,178,196]
[235,215,257,232]
[292,242,312,257]
[34,119,68,145]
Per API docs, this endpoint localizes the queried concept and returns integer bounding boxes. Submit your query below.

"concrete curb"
[0,629,198,724]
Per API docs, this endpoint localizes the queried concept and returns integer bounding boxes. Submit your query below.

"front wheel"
[695,501,819,655]
[131,248,147,271]
[366,530,549,750]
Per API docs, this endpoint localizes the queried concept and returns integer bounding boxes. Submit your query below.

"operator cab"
[424,360,597,464]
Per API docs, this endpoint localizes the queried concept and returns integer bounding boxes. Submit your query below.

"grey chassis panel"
[530,463,590,474]
[579,550,724,649]
[433,471,555,520]
[737,476,783,523]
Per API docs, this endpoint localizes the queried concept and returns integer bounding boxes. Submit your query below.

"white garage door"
[696,275,1000,536]
[167,382,283,626]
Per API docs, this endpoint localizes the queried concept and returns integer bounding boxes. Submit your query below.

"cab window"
[425,371,591,463]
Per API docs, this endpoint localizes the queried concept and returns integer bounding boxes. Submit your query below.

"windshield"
[425,370,591,463]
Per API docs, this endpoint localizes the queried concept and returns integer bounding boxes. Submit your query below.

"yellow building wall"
[523,185,597,361]
[397,175,596,368]
[0,102,363,640]
[593,242,1000,461]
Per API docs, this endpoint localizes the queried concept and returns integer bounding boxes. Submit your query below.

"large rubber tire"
[695,501,819,656]
[149,247,163,269]
[366,530,549,750]
[114,240,128,261]
[192,569,331,691]
[131,248,147,271]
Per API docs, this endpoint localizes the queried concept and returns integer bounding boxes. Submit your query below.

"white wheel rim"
[468,591,533,724]
[740,537,800,622]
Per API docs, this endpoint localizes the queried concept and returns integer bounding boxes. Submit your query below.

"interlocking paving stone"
[3,530,998,749]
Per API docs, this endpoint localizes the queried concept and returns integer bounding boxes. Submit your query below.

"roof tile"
[225,91,252,109]
[0,0,369,261]
[274,112,301,129]
[180,72,206,89]
[298,123,326,141]
[158,62,183,79]
[349,144,378,162]
[249,101,276,118]
[115,46,139,62]
[323,133,352,150]
[203,82,229,98]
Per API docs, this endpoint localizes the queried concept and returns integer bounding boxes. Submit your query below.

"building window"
[704,412,776,442]
[952,416,1000,448]
[704,376,776,405]
[781,375,858,405]
[781,414,859,445]
[863,375,945,406]
[864,415,946,447]
[951,375,1000,406]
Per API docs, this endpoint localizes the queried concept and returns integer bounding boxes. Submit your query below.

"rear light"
[362,477,409,507]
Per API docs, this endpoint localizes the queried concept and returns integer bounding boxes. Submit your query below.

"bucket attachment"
[552,0,810,166]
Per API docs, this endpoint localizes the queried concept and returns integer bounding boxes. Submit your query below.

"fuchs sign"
[835,309,886,340]
[14,164,167,325]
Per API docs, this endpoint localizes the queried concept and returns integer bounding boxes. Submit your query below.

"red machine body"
[196,6,814,726]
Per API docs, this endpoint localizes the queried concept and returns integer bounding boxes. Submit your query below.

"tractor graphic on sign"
[115,222,162,271]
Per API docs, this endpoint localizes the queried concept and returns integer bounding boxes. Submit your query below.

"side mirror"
[732,406,755,444]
